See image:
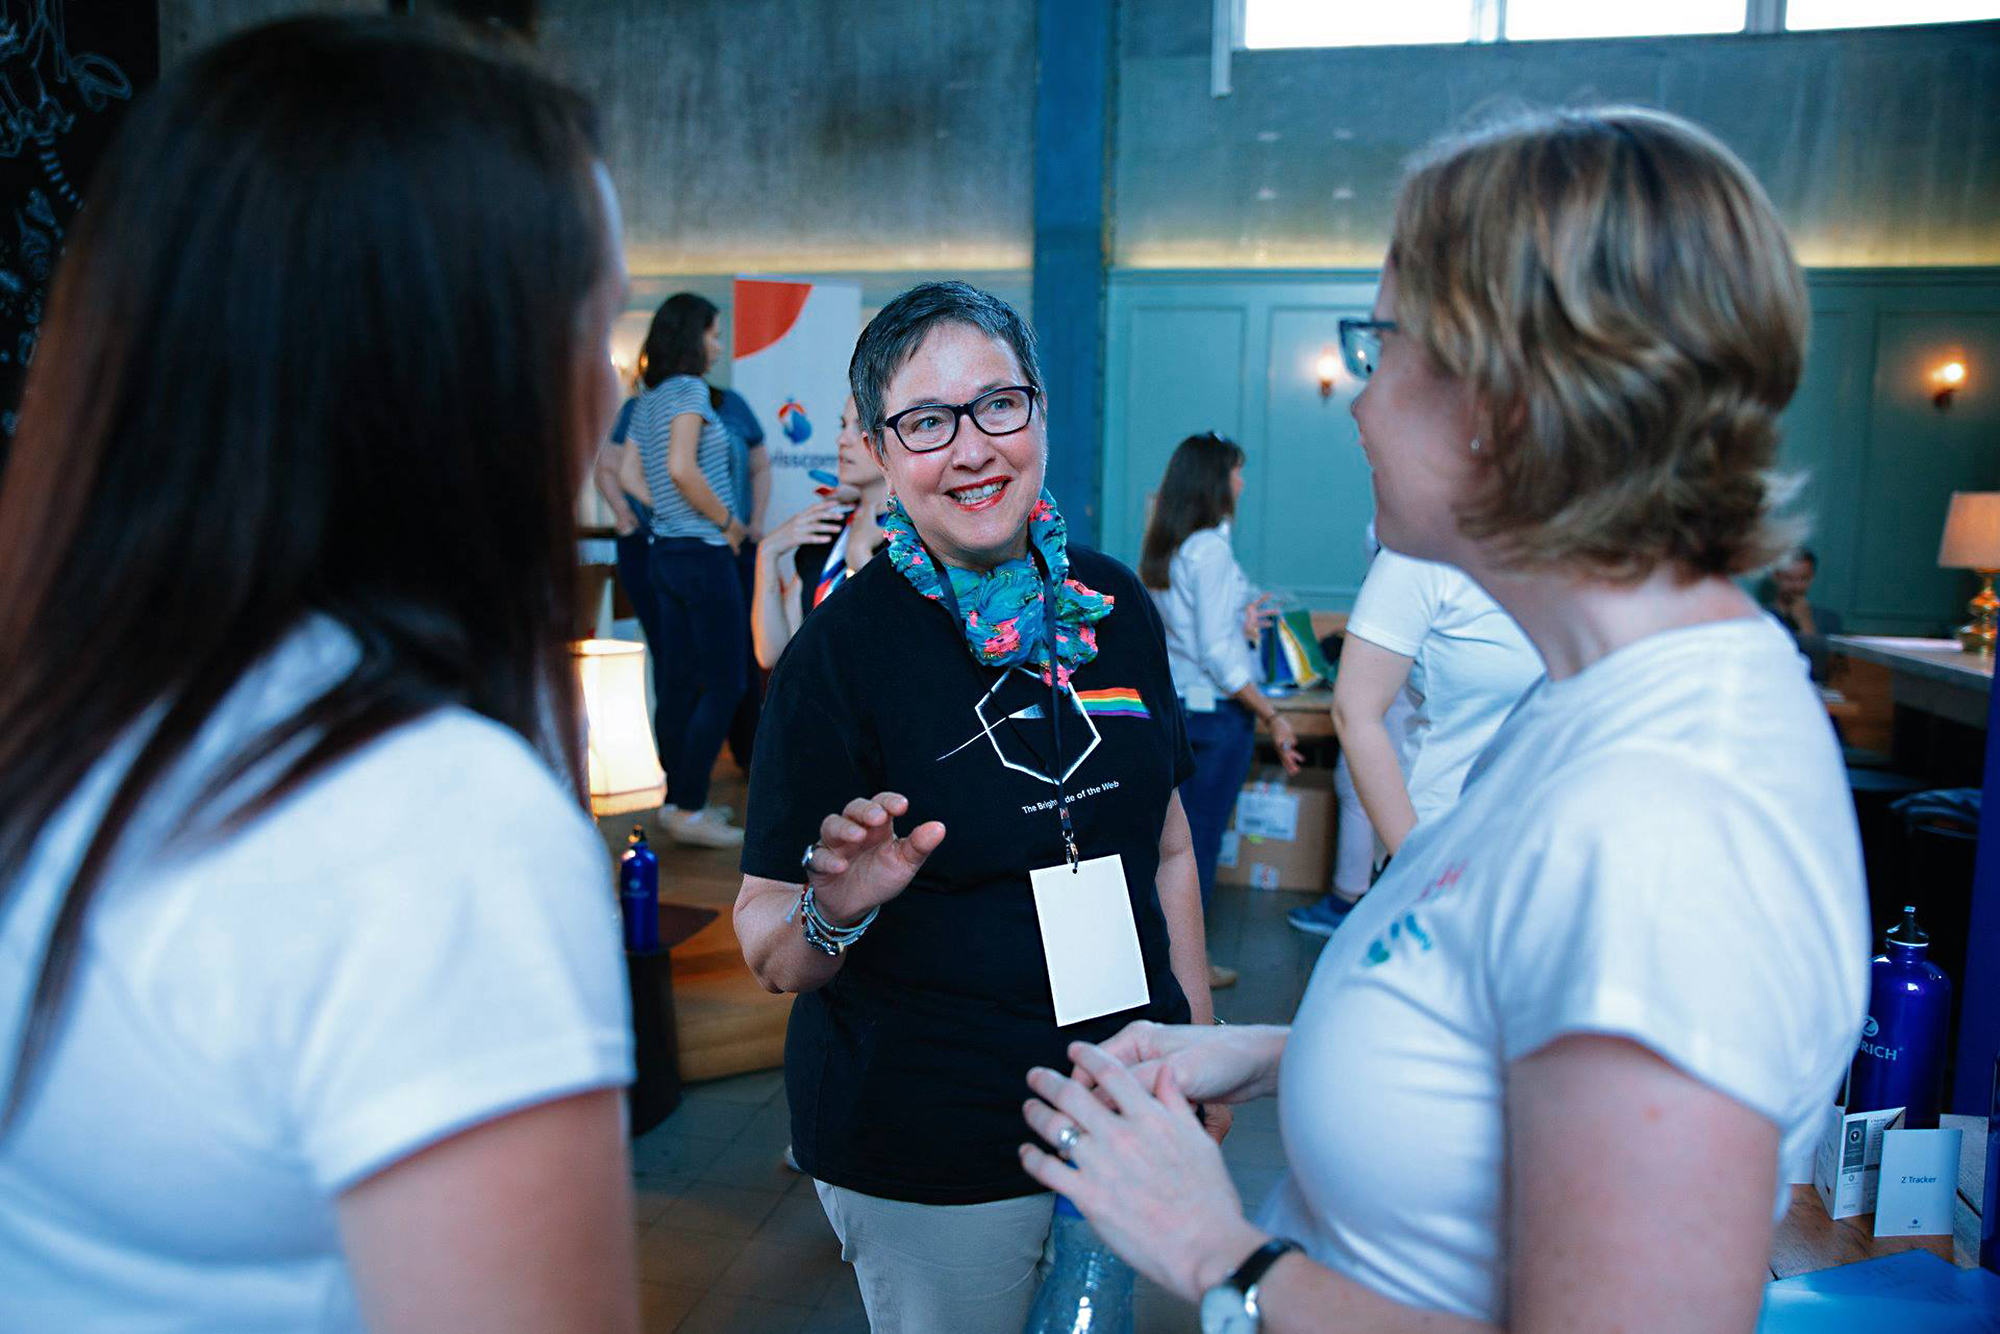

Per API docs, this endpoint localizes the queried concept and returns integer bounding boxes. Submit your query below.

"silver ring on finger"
[1055,1122,1082,1161]
[800,840,825,882]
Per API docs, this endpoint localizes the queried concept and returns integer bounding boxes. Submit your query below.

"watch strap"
[1227,1237,1301,1304]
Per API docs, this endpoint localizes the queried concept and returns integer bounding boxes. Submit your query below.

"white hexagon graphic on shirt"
[936,665,1100,784]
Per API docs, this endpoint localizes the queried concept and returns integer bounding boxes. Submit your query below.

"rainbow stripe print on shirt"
[1074,687,1150,719]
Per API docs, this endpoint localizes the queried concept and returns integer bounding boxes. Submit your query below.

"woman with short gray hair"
[735,281,1217,1333]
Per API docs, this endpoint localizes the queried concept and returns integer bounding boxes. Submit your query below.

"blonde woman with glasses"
[1018,108,1868,1334]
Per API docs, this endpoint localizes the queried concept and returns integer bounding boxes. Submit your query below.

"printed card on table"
[1872,1127,1961,1237]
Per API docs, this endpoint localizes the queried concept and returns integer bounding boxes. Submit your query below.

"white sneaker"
[660,806,745,849]
[657,803,735,828]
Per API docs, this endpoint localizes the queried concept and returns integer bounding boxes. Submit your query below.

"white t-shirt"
[0,620,633,1333]
[1258,615,1869,1324]
[1343,549,1543,825]
[1154,523,1260,703]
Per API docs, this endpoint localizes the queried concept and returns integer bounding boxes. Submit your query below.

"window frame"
[1227,0,1811,53]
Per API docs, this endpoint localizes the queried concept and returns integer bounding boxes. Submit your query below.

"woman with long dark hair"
[631,293,752,847]
[0,19,638,1332]
[1141,433,1302,988]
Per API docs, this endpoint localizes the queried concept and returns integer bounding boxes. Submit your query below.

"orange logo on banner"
[733,280,814,359]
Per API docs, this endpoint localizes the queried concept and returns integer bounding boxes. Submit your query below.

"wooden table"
[1768,1113,1987,1279]
[1265,684,1337,741]
[1828,635,1993,731]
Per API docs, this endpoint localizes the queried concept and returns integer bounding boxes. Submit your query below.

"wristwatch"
[1199,1237,1301,1334]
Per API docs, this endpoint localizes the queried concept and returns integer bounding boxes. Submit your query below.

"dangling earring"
[1469,437,1482,453]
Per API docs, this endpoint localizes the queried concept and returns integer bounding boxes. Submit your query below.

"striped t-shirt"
[633,375,734,543]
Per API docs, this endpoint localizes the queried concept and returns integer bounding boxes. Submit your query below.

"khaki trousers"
[814,1180,1055,1334]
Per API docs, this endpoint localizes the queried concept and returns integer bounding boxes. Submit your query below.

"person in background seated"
[0,19,638,1332]
[752,395,889,670]
[1141,431,1303,990]
[736,281,1215,1334]
[1020,106,1868,1334]
[1761,546,1843,683]
[632,293,751,848]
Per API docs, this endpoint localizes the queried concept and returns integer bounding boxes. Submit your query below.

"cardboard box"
[1217,766,1335,892]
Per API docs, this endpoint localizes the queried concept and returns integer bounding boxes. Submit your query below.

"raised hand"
[1241,593,1278,645]
[762,499,850,562]
[804,792,945,923]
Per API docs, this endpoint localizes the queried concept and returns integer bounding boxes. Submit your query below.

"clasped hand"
[1018,1024,1283,1302]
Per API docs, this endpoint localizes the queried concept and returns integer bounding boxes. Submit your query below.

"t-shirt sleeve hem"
[1343,618,1423,659]
[1501,987,1790,1130]
[743,849,807,884]
[312,1029,635,1194]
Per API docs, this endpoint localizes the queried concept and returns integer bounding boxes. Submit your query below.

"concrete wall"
[1117,4,2000,268]
[535,0,1035,277]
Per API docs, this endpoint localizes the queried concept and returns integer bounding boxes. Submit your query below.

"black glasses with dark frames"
[878,384,1038,454]
[1338,318,1398,381]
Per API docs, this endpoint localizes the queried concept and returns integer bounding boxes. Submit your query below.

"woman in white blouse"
[1142,432,1303,988]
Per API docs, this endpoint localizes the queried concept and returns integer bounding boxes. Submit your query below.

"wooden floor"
[595,765,789,1084]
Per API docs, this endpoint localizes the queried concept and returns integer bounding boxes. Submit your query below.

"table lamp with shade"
[1937,491,2000,656]
[572,638,665,816]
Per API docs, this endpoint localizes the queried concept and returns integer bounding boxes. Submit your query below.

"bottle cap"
[629,825,646,844]
[1887,905,1929,950]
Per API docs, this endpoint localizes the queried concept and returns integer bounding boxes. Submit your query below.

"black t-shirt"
[743,546,1196,1204]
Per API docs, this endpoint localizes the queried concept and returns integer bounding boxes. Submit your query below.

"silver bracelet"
[791,884,878,956]
[790,842,878,956]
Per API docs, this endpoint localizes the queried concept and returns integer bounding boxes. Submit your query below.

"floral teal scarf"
[881,490,1114,685]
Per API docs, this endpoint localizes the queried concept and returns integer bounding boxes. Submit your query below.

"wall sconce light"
[1933,358,1967,410]
[1315,346,1340,400]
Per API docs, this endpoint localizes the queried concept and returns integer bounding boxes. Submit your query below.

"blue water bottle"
[619,826,659,953]
[1846,905,1952,1130]
[1022,1195,1133,1334]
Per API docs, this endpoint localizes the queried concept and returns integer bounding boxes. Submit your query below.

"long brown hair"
[0,17,609,1125]
[1140,433,1246,589]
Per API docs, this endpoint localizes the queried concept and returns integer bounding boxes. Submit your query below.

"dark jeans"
[1179,699,1257,913]
[648,538,750,812]
[727,541,764,768]
[614,521,663,656]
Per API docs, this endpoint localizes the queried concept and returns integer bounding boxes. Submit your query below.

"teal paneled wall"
[1106,269,2000,631]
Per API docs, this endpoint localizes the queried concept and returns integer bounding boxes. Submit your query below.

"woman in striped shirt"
[631,294,750,848]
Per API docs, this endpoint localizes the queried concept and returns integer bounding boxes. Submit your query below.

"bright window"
[1243,1,1477,49]
[1786,1,2000,29]
[1505,0,1745,41]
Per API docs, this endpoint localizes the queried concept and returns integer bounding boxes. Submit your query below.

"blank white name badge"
[1029,854,1151,1027]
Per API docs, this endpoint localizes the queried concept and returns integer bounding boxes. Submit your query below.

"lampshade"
[572,638,665,816]
[1937,492,2000,571]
